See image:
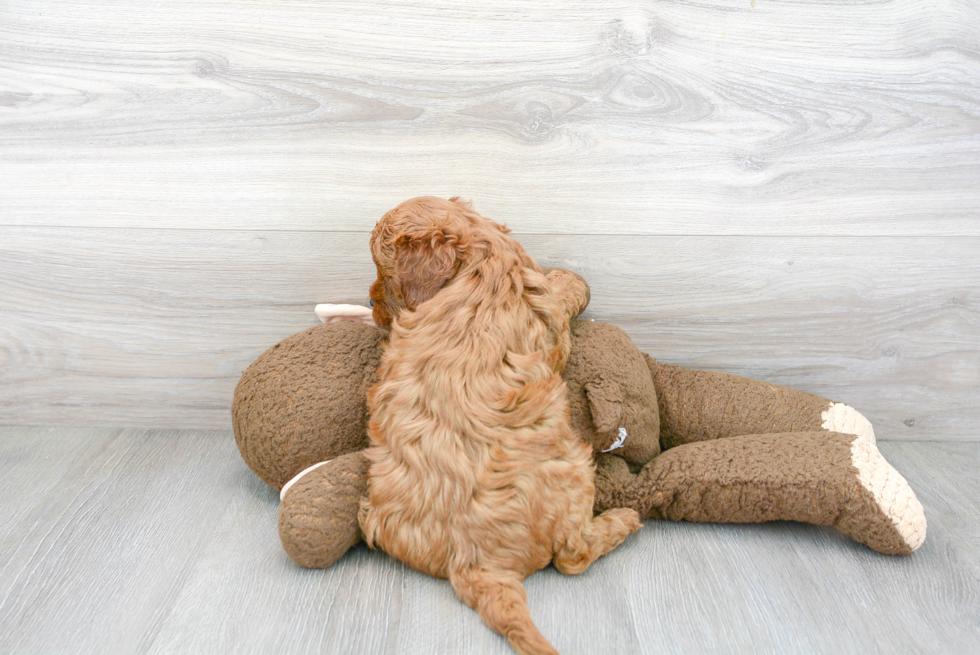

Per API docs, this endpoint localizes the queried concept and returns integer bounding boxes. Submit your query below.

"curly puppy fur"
[358,197,641,655]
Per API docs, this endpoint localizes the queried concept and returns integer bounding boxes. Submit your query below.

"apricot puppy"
[358,197,641,655]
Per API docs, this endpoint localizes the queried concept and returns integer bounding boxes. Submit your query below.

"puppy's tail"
[450,567,558,655]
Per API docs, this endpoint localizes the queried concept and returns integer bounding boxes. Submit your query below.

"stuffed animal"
[233,301,926,570]
[235,317,661,488]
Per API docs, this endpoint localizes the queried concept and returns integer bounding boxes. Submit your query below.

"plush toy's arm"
[593,429,926,555]
[279,452,369,568]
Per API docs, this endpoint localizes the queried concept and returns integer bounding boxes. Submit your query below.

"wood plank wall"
[2,1,978,438]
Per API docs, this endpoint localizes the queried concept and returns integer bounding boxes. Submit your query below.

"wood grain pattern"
[0,427,242,654]
[1,2,976,650]
[0,425,121,542]
[2,0,979,234]
[0,427,977,654]
[2,227,976,438]
[1,1,978,433]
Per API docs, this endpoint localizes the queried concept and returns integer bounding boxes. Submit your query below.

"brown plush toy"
[233,300,927,569]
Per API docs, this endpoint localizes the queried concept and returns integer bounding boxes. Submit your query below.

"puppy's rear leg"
[450,567,558,655]
[554,508,641,576]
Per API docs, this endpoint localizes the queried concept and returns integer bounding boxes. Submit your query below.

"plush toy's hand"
[584,379,626,436]
[564,321,662,466]
[279,452,369,568]
[314,304,375,325]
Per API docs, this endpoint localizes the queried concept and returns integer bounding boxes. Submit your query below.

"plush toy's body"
[233,313,926,570]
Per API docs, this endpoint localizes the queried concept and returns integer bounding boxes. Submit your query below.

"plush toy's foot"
[278,452,369,568]
[596,423,926,555]
[821,403,926,554]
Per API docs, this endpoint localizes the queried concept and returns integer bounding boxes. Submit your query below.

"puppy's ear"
[394,228,460,310]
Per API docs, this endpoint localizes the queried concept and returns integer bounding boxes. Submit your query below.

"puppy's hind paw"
[593,507,643,556]
[602,507,643,535]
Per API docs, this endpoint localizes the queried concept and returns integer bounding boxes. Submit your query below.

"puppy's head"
[370,196,494,327]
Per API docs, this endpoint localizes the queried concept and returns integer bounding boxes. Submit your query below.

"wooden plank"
[0,425,121,542]
[0,427,243,654]
[1,0,978,234]
[882,441,980,581]
[621,441,980,655]
[142,441,980,655]
[520,549,642,655]
[143,482,405,655]
[623,520,876,653]
[1,227,977,437]
[2,428,976,654]
[775,441,980,655]
[794,441,980,655]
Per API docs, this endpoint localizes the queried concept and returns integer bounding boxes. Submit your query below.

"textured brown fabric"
[279,452,370,568]
[234,320,662,490]
[233,321,385,490]
[248,319,660,570]
[645,355,831,450]
[594,431,914,555]
[566,321,660,465]
[244,319,920,566]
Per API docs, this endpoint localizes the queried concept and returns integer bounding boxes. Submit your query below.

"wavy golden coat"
[358,197,641,655]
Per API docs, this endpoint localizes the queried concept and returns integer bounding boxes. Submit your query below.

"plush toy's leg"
[278,451,368,568]
[645,355,843,450]
[594,429,927,555]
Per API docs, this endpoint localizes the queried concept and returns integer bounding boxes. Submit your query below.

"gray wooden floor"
[0,426,977,654]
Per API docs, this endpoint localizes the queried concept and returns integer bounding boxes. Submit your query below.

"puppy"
[358,197,641,655]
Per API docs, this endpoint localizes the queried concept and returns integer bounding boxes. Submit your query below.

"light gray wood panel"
[145,474,406,655]
[885,441,980,583]
[0,427,242,654]
[0,425,120,542]
[1,428,977,654]
[792,441,980,655]
[2,227,977,437]
[2,0,978,234]
[622,520,870,652]
[620,441,980,655]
